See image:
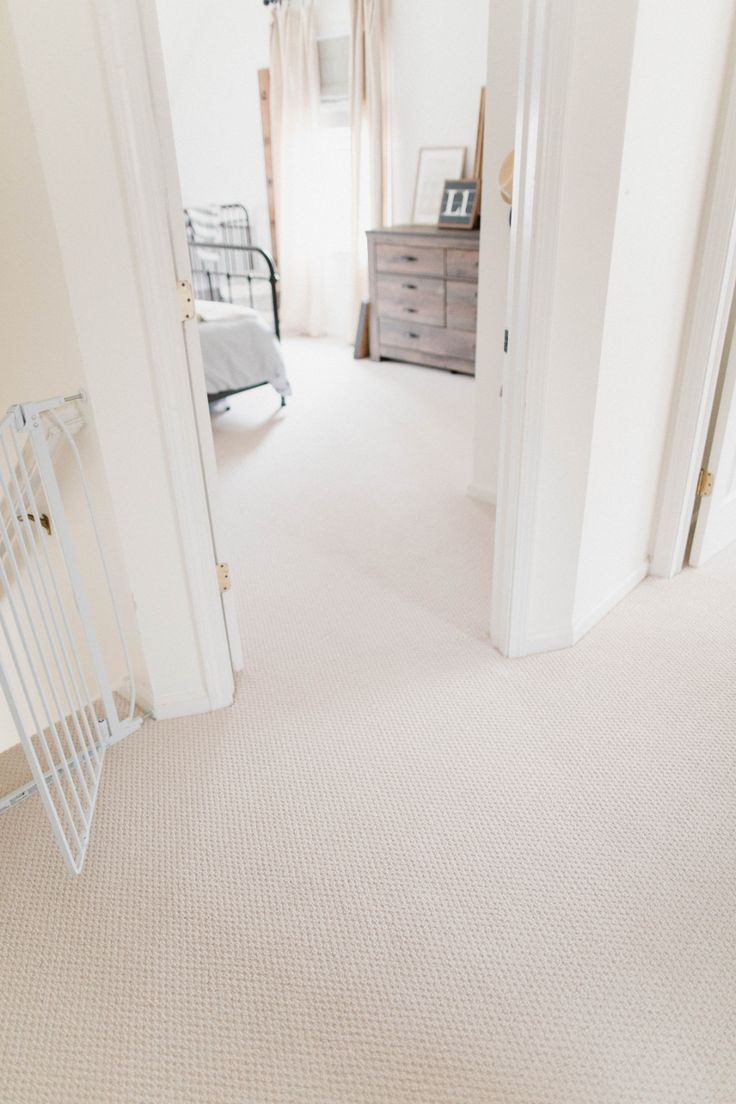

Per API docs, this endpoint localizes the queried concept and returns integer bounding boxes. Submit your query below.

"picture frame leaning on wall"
[411,147,466,225]
[437,179,480,229]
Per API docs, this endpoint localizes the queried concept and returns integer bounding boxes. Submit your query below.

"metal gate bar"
[0,393,141,874]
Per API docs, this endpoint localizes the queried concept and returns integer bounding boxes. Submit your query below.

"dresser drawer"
[379,318,476,361]
[375,243,445,277]
[367,227,480,367]
[446,280,478,332]
[376,274,445,326]
[446,248,479,280]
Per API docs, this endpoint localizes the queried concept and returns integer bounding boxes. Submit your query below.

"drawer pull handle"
[408,331,420,339]
[402,283,418,290]
[401,255,418,262]
[405,307,418,314]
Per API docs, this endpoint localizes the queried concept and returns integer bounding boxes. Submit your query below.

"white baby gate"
[0,392,141,874]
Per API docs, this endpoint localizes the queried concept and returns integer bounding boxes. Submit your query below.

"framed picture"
[437,179,480,229]
[411,147,466,225]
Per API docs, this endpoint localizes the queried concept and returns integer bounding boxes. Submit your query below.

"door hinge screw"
[217,562,231,593]
[177,280,194,322]
[696,469,714,497]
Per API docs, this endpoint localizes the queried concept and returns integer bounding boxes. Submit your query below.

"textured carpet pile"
[1,339,735,1103]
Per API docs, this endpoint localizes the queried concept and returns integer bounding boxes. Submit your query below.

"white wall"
[155,0,354,338]
[525,0,641,643]
[155,0,352,260]
[494,0,734,654]
[3,0,233,733]
[155,0,490,251]
[574,0,734,625]
[389,0,490,225]
[469,0,521,504]
[0,4,142,753]
[155,0,273,251]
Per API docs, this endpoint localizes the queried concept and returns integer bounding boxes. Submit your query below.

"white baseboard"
[519,560,650,656]
[572,560,650,643]
[467,482,497,506]
[519,625,576,656]
[134,685,232,721]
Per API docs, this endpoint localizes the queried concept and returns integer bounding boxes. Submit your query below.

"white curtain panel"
[350,0,391,339]
[270,2,325,336]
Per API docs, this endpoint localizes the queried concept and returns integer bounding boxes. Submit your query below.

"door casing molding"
[651,21,736,578]
[91,0,236,712]
[490,0,577,657]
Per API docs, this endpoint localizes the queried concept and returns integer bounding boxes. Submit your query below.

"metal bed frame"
[185,204,285,407]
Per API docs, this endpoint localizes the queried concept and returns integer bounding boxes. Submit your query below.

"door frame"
[494,0,736,658]
[91,0,240,703]
[490,0,577,657]
[136,0,245,673]
[92,0,581,665]
[650,28,736,578]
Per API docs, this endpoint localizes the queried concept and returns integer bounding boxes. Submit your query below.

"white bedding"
[196,300,291,398]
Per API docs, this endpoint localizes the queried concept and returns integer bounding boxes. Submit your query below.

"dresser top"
[368,224,480,244]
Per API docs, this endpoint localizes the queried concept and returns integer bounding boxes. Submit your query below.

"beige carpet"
[1,338,735,1103]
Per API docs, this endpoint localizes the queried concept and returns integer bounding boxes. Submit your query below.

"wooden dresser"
[367,225,480,375]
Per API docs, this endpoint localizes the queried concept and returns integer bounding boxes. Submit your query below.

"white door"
[690,311,736,565]
[136,2,244,672]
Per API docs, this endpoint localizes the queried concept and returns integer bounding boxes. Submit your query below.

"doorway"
[148,0,502,668]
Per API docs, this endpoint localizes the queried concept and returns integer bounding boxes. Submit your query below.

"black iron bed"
[185,204,288,408]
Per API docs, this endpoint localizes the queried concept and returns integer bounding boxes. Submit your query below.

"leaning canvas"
[411,147,466,225]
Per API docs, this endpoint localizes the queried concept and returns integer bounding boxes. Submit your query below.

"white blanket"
[196,300,291,398]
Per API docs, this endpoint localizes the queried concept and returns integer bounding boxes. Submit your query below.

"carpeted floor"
[1,338,735,1103]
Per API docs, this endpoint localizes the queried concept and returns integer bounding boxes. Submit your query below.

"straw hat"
[498,150,514,205]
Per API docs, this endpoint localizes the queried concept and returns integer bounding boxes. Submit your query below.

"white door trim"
[135,0,244,674]
[91,0,235,710]
[651,32,736,578]
[490,0,577,657]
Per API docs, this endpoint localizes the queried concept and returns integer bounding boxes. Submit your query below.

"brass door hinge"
[17,512,51,535]
[217,562,231,593]
[696,468,714,497]
[177,280,194,322]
